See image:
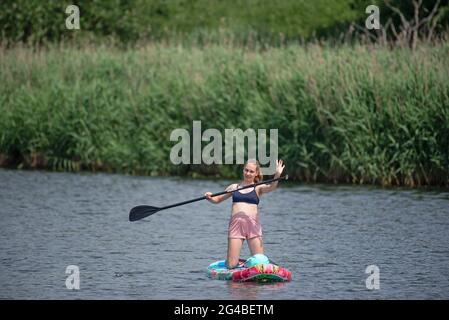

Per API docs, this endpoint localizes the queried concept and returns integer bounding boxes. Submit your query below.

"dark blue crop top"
[232,187,259,205]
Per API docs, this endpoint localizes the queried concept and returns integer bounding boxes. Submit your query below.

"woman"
[205,159,285,268]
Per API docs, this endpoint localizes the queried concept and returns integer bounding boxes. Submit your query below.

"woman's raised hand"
[275,159,285,177]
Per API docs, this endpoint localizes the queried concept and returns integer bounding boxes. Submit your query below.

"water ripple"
[0,169,448,299]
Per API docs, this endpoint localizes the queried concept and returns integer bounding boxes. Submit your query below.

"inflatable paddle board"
[207,255,291,282]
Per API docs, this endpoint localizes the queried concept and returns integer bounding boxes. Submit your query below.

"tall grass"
[0,40,448,186]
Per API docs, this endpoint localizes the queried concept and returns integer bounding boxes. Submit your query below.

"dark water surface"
[1,169,448,299]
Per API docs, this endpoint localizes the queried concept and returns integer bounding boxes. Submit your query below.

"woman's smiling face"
[243,162,258,182]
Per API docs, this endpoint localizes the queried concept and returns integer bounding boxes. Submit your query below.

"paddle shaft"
[159,175,288,211]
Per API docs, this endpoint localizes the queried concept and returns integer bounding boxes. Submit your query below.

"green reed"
[1,41,448,186]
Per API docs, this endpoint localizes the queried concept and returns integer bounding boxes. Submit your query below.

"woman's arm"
[205,184,237,204]
[257,160,285,195]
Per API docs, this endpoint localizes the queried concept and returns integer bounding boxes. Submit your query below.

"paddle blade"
[129,205,160,222]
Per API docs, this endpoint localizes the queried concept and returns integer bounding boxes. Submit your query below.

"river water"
[0,169,448,299]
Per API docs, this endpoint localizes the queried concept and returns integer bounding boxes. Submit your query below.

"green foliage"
[2,0,448,46]
[0,41,448,186]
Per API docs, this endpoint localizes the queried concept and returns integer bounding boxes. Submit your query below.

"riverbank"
[1,41,448,186]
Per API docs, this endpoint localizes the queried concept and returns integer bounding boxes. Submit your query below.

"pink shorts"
[228,212,262,240]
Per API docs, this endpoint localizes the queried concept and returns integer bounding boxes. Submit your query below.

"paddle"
[129,175,288,222]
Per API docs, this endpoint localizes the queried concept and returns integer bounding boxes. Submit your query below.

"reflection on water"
[226,281,289,300]
[0,169,448,299]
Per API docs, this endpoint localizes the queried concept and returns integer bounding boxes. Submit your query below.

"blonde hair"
[245,159,263,183]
